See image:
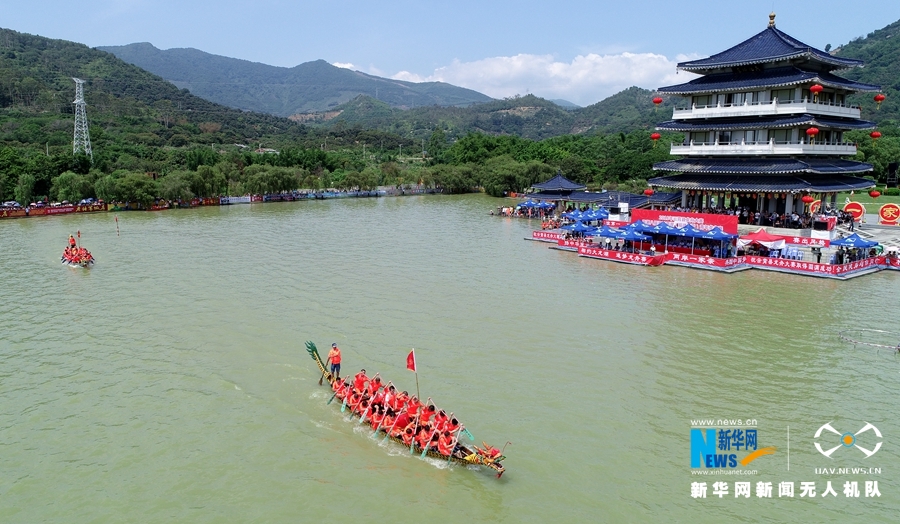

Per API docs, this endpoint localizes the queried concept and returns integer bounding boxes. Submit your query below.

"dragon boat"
[305,341,506,477]
[61,250,94,268]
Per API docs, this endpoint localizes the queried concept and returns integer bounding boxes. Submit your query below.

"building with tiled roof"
[649,13,881,214]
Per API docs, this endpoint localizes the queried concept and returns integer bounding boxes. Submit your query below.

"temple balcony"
[670,139,857,156]
[672,99,861,120]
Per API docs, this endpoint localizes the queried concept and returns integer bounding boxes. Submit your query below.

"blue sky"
[4,1,899,106]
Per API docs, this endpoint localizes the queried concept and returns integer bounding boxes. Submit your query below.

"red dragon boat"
[305,341,507,477]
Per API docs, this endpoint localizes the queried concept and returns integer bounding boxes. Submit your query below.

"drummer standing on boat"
[327,343,342,380]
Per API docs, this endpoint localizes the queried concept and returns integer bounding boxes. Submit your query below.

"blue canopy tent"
[643,221,681,252]
[517,200,538,208]
[699,227,739,258]
[831,233,878,248]
[619,229,652,253]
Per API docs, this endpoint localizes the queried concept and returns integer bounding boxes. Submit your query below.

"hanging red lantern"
[871,130,882,148]
[870,190,881,199]
[801,195,815,204]
[689,190,695,196]
[752,194,757,199]
[806,127,819,145]
[650,132,661,141]
[809,84,823,102]
[874,93,886,110]
[643,188,654,196]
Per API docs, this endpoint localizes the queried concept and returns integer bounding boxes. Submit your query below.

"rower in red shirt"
[391,411,410,437]
[366,375,383,396]
[419,404,436,426]
[401,427,415,446]
[352,369,368,394]
[437,431,455,456]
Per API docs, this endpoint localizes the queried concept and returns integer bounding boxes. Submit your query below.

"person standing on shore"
[327,343,342,380]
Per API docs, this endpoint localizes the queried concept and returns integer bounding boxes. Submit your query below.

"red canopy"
[737,228,786,250]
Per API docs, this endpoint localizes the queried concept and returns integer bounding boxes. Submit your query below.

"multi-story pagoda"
[649,13,881,216]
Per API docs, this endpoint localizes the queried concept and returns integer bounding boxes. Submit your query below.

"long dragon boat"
[305,341,506,477]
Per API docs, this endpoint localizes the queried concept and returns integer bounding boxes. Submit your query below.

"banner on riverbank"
[532,230,563,242]
[631,210,739,234]
[578,246,667,266]
[745,255,883,276]
[1,203,107,219]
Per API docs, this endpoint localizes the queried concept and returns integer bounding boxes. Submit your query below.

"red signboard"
[602,219,630,228]
[578,246,667,266]
[879,203,900,225]
[1,203,106,219]
[667,253,744,267]
[532,230,562,242]
[843,202,866,221]
[744,255,882,276]
[778,235,830,247]
[630,209,739,234]
[557,239,597,249]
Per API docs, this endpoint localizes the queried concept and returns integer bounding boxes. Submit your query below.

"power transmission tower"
[72,78,93,162]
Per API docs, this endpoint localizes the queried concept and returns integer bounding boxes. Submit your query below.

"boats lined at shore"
[305,341,507,477]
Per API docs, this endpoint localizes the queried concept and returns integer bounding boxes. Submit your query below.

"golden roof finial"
[768,12,776,28]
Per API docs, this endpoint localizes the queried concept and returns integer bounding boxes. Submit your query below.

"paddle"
[340,390,350,412]
[326,387,339,405]
[447,426,464,464]
[381,408,406,442]
[409,411,421,454]
[358,401,372,424]
[419,426,440,458]
[462,427,475,441]
[370,407,387,435]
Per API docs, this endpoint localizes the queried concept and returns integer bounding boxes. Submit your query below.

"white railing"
[672,98,861,120]
[670,139,857,156]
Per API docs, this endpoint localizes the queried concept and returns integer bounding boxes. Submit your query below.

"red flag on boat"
[406,349,416,372]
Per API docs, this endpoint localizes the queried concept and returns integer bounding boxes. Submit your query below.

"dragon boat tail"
[305,341,506,477]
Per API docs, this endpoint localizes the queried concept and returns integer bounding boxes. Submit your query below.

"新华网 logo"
[691,427,776,468]
[814,422,882,459]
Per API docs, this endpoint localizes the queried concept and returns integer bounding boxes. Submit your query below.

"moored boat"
[305,341,507,477]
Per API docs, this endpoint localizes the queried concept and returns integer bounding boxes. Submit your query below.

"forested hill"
[98,43,494,116]
[313,87,675,140]
[832,18,900,124]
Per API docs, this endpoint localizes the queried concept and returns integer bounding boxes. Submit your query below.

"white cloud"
[332,62,356,69]
[386,52,700,106]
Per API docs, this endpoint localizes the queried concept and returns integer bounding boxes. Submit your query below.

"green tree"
[14,173,35,205]
[117,173,158,208]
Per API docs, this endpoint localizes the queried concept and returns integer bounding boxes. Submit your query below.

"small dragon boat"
[305,341,507,477]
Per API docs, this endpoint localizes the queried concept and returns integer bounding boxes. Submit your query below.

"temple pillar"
[785,193,793,215]
[681,190,688,208]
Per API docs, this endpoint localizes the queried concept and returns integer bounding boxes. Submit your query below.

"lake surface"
[1,194,898,522]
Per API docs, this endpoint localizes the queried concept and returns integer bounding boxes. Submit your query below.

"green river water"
[1,194,898,522]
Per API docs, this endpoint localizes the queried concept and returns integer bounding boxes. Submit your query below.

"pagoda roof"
[652,158,873,175]
[656,114,876,132]
[677,25,863,73]
[658,66,880,95]
[531,173,586,191]
[648,172,876,193]
[526,190,681,207]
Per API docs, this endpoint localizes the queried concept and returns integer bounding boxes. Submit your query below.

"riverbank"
[0,186,444,220]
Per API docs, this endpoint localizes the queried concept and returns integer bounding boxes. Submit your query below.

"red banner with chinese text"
[631,209,739,234]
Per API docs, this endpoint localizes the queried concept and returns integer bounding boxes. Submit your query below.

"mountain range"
[98,43,494,116]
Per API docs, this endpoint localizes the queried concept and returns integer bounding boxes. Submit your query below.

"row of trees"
[4,124,900,207]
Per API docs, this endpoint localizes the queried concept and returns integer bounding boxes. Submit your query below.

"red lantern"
[870,190,881,199]
[801,195,815,204]
[752,194,757,199]
[874,93,885,110]
[650,132,661,141]
[806,127,819,144]
[810,84,823,102]
[689,191,695,196]
[652,97,663,106]
[870,131,882,140]
[644,188,654,196]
